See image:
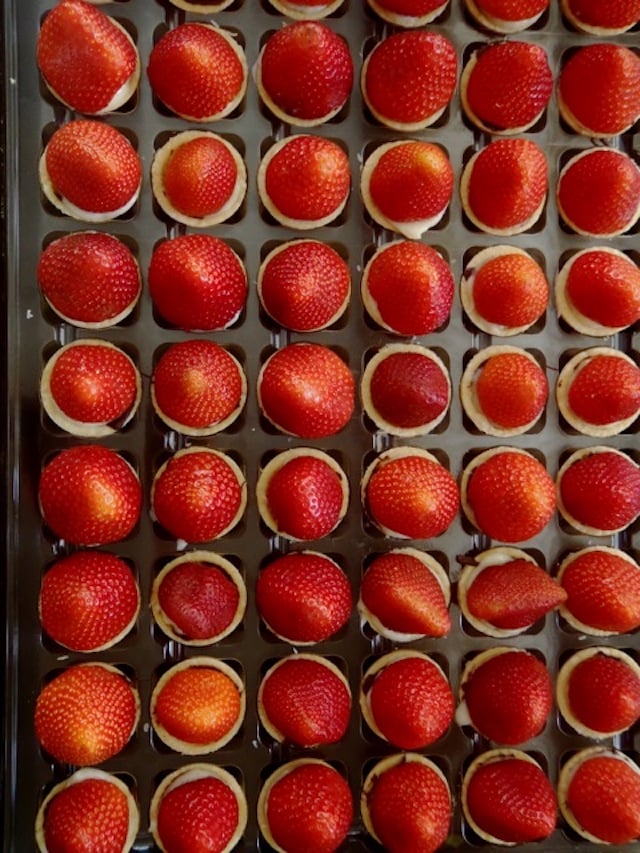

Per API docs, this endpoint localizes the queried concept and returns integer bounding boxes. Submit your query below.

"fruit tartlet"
[366,0,449,27]
[169,0,235,10]
[464,0,549,32]
[360,650,454,749]
[150,764,247,853]
[358,547,451,641]
[151,551,246,646]
[458,547,566,637]
[151,657,245,754]
[561,0,640,34]
[267,0,346,18]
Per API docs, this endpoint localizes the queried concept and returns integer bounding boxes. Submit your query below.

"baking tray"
[2,0,640,850]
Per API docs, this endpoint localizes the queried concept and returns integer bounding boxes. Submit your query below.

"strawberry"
[258,760,353,853]
[152,552,246,645]
[257,240,350,332]
[34,663,139,765]
[558,247,640,333]
[39,444,141,546]
[362,241,454,336]
[37,0,139,114]
[461,447,556,542]
[362,344,451,434]
[39,550,140,652]
[362,651,454,749]
[465,0,549,31]
[462,751,557,844]
[151,339,246,435]
[36,769,139,853]
[257,449,349,541]
[362,31,457,130]
[256,551,352,644]
[461,41,552,134]
[362,754,451,853]
[558,546,640,635]
[462,346,548,434]
[460,138,547,235]
[358,548,451,639]
[366,0,449,26]
[37,231,141,328]
[256,21,353,125]
[148,234,247,332]
[558,648,640,737]
[40,119,142,221]
[559,748,640,844]
[558,44,640,138]
[147,23,247,122]
[557,148,640,237]
[457,648,552,744]
[151,131,247,227]
[557,447,640,534]
[258,134,351,229]
[151,447,246,543]
[461,246,549,335]
[257,342,354,438]
[361,140,454,238]
[460,549,566,634]
[41,340,140,435]
[151,658,244,752]
[562,0,640,34]
[152,766,246,853]
[363,447,459,540]
[258,655,351,747]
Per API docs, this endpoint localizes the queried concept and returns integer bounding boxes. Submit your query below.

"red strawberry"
[462,751,557,844]
[256,551,352,644]
[152,552,246,645]
[461,246,549,335]
[457,648,552,744]
[258,760,353,853]
[39,550,140,652]
[362,241,454,336]
[560,748,640,844]
[41,340,140,435]
[147,23,247,121]
[36,770,139,853]
[151,340,246,435]
[258,240,351,332]
[148,234,247,332]
[459,549,566,634]
[465,0,549,31]
[366,0,449,25]
[258,135,351,228]
[256,21,353,125]
[39,444,141,546]
[558,648,640,736]
[362,651,454,749]
[258,342,354,438]
[362,344,451,434]
[362,31,457,130]
[37,0,139,114]
[152,766,246,853]
[268,0,345,16]
[363,754,451,853]
[37,231,141,328]
[557,447,640,534]
[361,140,454,238]
[558,247,640,333]
[460,138,547,235]
[151,447,246,543]
[462,447,556,543]
[363,447,459,540]
[151,658,244,752]
[557,148,640,237]
[358,548,451,639]
[258,655,351,747]
[151,131,247,227]
[461,41,552,133]
[34,663,139,765]
[257,449,349,541]
[558,546,640,635]
[562,0,640,34]
[558,44,640,138]
[40,119,142,221]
